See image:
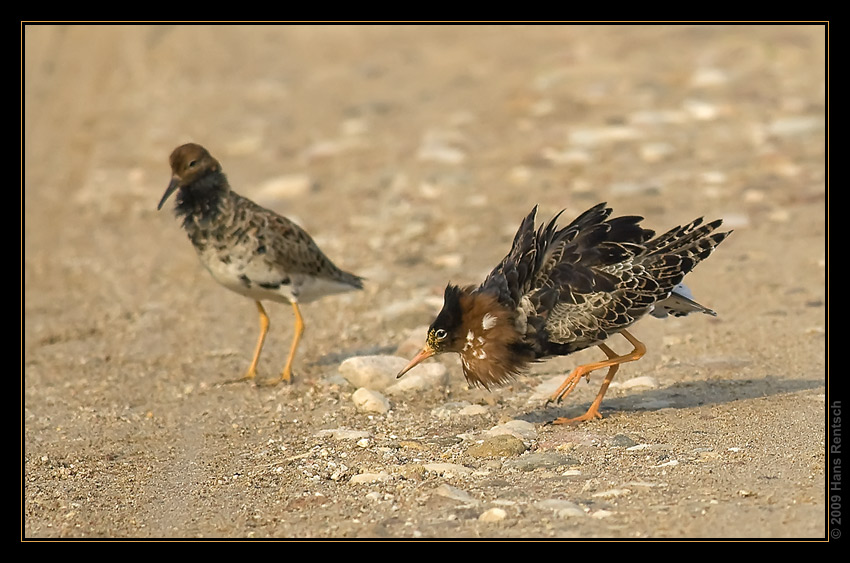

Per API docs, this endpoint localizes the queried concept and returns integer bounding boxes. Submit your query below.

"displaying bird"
[397,202,731,423]
[158,143,363,385]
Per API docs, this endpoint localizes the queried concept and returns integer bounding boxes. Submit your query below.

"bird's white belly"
[197,250,296,303]
[197,249,354,304]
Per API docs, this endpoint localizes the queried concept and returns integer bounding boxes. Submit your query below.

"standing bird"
[158,143,363,385]
[397,202,730,423]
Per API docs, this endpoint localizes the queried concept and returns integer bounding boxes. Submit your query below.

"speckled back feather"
[479,202,730,359]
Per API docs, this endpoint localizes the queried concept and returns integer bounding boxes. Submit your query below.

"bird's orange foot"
[221,369,259,385]
[257,369,293,386]
[552,408,604,425]
[546,373,584,405]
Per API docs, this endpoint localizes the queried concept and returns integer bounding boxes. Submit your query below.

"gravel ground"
[24,24,827,539]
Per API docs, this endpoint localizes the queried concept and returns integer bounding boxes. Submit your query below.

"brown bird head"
[397,284,535,389]
[157,143,227,211]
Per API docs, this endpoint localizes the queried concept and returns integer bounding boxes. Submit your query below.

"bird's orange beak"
[397,346,436,379]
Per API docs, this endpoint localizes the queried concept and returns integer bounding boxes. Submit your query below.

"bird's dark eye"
[435,329,448,340]
[188,160,197,168]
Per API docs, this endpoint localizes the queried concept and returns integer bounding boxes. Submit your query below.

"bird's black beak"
[397,346,436,379]
[157,177,180,210]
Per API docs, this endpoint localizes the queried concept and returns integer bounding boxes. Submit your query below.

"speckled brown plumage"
[158,143,363,384]
[397,202,731,423]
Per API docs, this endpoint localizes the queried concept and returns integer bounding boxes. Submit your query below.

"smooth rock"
[536,499,585,518]
[485,419,537,441]
[613,375,659,390]
[352,387,390,414]
[478,507,507,522]
[433,484,478,504]
[467,434,528,458]
[422,463,473,477]
[349,471,391,484]
[385,362,449,395]
[340,356,409,390]
[504,452,577,472]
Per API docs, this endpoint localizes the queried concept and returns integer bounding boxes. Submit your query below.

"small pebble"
[766,116,824,136]
[433,484,478,504]
[536,499,585,518]
[417,129,468,164]
[351,388,390,414]
[689,67,729,87]
[254,174,311,200]
[459,404,489,416]
[349,472,391,484]
[503,452,577,472]
[640,142,674,162]
[612,375,658,390]
[478,507,507,522]
[467,435,528,458]
[608,434,638,448]
[592,488,632,499]
[683,99,721,120]
[422,463,472,477]
[431,401,473,419]
[654,459,679,468]
[569,126,641,146]
[486,419,537,441]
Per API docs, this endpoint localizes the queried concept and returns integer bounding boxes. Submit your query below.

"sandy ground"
[23,24,827,539]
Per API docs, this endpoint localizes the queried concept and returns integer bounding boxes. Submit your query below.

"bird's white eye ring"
[435,329,448,340]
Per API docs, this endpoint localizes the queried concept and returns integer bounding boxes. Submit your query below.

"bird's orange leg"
[550,329,647,424]
[262,301,304,385]
[546,343,619,405]
[224,300,269,384]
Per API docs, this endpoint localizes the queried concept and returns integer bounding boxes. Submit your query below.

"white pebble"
[592,488,632,499]
[254,174,311,200]
[351,388,390,414]
[385,362,449,395]
[339,356,410,390]
[683,99,721,120]
[569,126,642,146]
[486,419,537,441]
[349,472,391,484]
[536,499,586,518]
[430,253,463,269]
[640,142,674,162]
[423,463,473,477]
[689,67,729,87]
[433,484,478,504]
[654,459,679,468]
[417,129,468,164]
[700,170,727,184]
[541,147,592,165]
[478,508,508,522]
[613,376,659,390]
[766,116,825,136]
[459,404,489,416]
[629,109,687,125]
